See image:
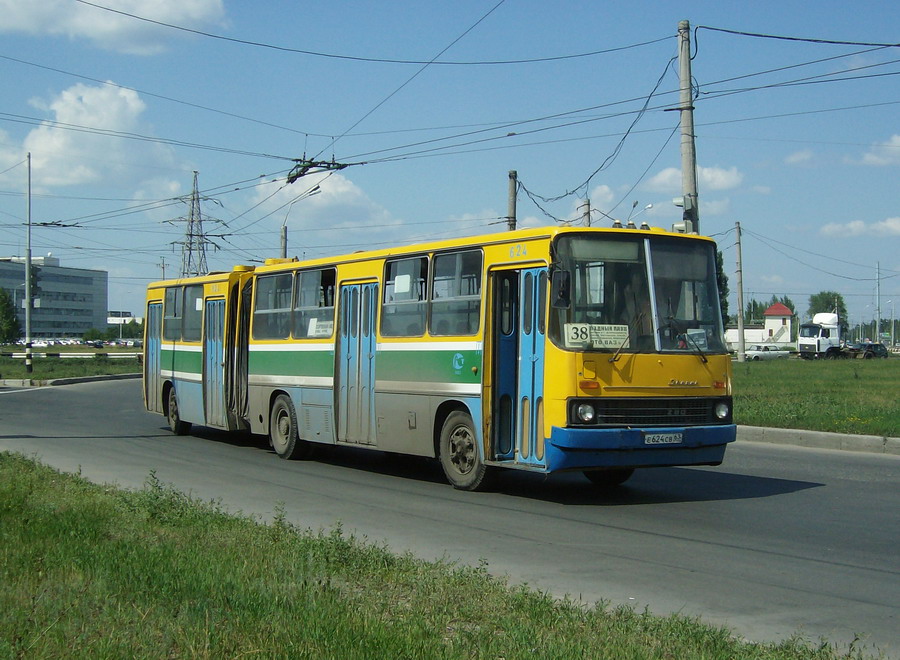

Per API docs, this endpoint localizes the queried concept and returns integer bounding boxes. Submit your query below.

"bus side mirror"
[551,270,570,309]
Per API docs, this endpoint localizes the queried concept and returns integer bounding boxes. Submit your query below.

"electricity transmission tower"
[176,171,215,277]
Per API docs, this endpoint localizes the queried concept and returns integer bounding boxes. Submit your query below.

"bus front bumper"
[545,424,737,472]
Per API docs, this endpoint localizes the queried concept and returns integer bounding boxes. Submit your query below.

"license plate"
[644,432,683,445]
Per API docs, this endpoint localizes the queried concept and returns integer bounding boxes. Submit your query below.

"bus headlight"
[714,402,730,420]
[576,403,596,423]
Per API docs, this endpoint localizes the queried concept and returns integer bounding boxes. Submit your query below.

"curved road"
[1,380,897,656]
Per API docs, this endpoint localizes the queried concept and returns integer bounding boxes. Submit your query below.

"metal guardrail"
[0,352,141,359]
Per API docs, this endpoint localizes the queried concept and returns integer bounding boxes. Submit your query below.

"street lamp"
[280,185,321,258]
[887,300,894,347]
[626,202,653,228]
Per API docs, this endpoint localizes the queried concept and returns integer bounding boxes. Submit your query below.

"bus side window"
[182,285,204,342]
[382,256,427,337]
[294,268,336,338]
[429,250,482,336]
[163,287,183,341]
[253,273,293,340]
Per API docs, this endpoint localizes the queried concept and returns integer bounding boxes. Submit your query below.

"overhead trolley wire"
[73,0,670,66]
[696,25,900,49]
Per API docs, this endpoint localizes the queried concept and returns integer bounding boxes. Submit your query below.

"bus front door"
[145,302,163,413]
[203,298,227,428]
[337,282,377,445]
[491,268,547,468]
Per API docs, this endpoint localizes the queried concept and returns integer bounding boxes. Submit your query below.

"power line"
[696,25,900,49]
[0,111,297,161]
[313,0,508,159]
[743,230,882,282]
[72,0,670,66]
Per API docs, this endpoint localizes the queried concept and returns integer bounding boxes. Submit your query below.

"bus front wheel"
[166,386,191,436]
[583,468,634,489]
[439,411,493,491]
[269,394,311,460]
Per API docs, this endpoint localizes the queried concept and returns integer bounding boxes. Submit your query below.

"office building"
[0,256,108,339]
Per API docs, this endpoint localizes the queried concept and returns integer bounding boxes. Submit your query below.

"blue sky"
[0,0,897,331]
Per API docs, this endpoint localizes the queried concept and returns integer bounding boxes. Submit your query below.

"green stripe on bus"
[249,350,335,378]
[160,348,202,374]
[376,349,482,384]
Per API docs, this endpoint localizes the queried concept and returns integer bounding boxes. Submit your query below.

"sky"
[0,0,897,333]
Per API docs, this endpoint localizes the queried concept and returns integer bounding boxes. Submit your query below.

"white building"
[726,302,794,351]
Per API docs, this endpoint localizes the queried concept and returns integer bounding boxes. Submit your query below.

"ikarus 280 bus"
[144,225,735,490]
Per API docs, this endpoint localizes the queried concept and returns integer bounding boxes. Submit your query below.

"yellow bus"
[144,225,735,490]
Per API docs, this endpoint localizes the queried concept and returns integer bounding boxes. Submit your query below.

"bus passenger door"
[203,298,227,428]
[491,268,547,467]
[337,282,377,445]
[144,302,163,413]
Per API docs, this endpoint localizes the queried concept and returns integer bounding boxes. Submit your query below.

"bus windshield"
[549,233,726,354]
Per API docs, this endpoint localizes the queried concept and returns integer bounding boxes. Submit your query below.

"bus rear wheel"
[269,394,311,460]
[439,411,492,491]
[166,386,191,436]
[583,468,635,489]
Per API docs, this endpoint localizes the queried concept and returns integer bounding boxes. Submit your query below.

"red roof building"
[764,302,793,317]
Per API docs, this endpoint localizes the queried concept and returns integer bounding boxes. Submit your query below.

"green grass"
[0,453,876,660]
[0,355,140,381]
[732,359,900,437]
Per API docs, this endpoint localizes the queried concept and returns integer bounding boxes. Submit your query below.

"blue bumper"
[545,424,737,472]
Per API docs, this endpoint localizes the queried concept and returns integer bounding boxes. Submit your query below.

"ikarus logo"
[452,352,465,374]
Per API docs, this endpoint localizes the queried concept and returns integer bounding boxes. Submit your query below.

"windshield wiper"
[682,329,708,363]
[609,312,644,363]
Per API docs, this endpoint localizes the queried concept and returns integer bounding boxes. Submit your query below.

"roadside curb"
[738,425,900,456]
[0,373,140,387]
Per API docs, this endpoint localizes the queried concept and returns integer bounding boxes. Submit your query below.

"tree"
[120,319,144,339]
[0,288,22,343]
[807,291,847,323]
[744,299,768,325]
[715,250,729,328]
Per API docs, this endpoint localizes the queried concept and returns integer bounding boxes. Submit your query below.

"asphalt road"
[1,380,897,657]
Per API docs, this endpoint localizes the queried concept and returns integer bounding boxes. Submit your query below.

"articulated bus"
[144,225,735,490]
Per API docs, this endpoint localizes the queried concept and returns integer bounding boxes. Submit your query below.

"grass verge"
[0,452,876,659]
[0,355,140,381]
[732,359,900,437]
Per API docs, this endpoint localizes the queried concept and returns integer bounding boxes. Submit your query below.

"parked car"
[745,344,789,360]
[859,342,889,359]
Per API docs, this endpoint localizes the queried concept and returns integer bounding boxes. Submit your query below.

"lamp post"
[630,203,653,227]
[25,153,32,373]
[887,300,894,347]
[280,184,321,258]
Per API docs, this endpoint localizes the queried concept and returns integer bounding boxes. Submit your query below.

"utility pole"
[159,256,166,280]
[678,20,700,234]
[24,153,32,374]
[735,221,746,362]
[507,170,517,231]
[280,225,288,259]
[875,261,881,340]
[579,198,591,226]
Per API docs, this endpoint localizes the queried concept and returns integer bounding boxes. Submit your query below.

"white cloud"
[645,167,681,192]
[645,165,743,193]
[22,82,175,187]
[588,184,615,206]
[761,274,784,286]
[702,198,730,216]
[248,173,403,256]
[699,166,743,191]
[861,135,900,166]
[820,218,900,237]
[0,0,226,55]
[785,149,813,165]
